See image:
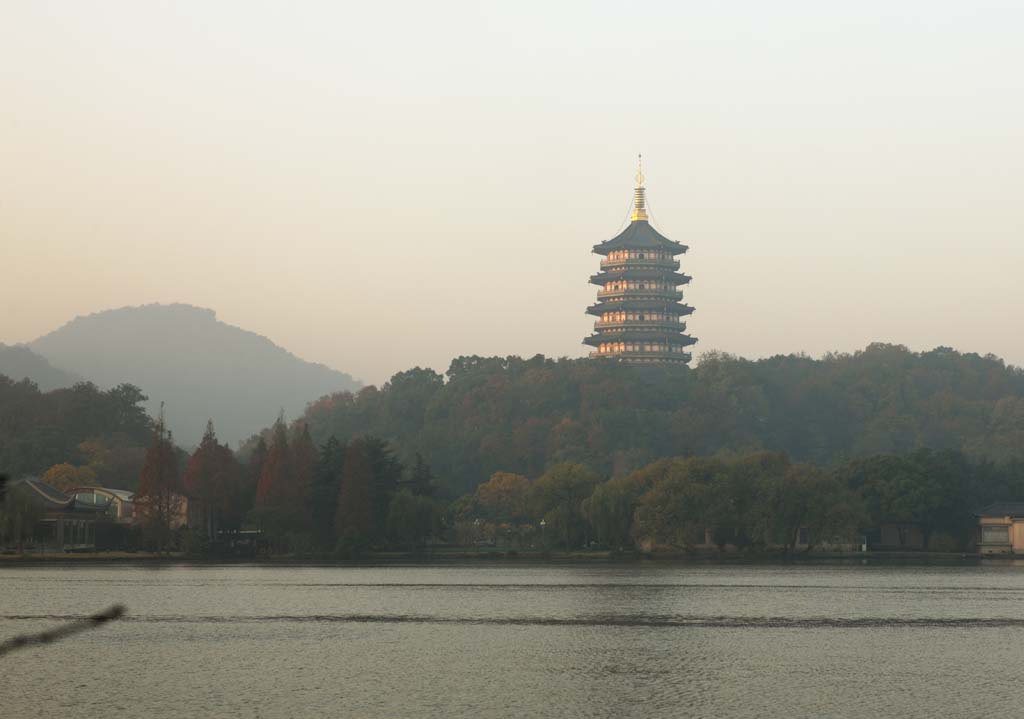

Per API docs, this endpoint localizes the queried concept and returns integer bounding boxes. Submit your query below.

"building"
[4,478,108,551]
[976,502,1024,555]
[70,486,136,524]
[863,521,926,551]
[585,157,696,363]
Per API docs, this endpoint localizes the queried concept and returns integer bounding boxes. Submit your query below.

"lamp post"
[540,519,546,549]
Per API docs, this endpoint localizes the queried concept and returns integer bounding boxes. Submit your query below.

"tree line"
[127,433,1024,554]
[294,344,1024,496]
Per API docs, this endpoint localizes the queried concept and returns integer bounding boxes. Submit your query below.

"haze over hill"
[0,344,83,391]
[28,303,361,446]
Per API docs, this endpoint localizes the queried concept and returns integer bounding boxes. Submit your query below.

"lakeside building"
[5,477,108,551]
[70,486,136,524]
[976,503,1024,555]
[585,157,696,363]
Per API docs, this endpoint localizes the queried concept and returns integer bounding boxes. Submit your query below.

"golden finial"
[631,153,648,222]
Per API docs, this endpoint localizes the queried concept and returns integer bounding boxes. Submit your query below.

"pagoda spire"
[630,154,648,222]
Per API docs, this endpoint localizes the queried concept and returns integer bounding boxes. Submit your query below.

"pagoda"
[585,157,696,363]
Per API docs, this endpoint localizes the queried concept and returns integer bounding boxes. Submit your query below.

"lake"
[2,561,1023,717]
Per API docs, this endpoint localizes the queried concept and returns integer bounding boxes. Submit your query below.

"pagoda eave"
[585,333,697,347]
[586,301,695,316]
[590,271,693,286]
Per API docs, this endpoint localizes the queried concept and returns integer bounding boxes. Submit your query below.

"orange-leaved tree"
[183,420,243,541]
[134,409,182,552]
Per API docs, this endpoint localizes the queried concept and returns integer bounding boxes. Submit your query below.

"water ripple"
[7,612,1024,629]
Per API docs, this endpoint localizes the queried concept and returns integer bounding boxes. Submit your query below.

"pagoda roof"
[590,271,692,286]
[593,220,687,256]
[587,301,695,316]
[585,331,697,346]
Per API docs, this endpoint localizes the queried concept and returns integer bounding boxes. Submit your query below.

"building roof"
[10,477,75,510]
[70,486,135,502]
[590,270,692,286]
[585,331,697,346]
[592,220,687,255]
[976,502,1024,518]
[587,300,695,316]
[9,477,113,515]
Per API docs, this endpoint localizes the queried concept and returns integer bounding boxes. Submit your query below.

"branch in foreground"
[0,605,126,657]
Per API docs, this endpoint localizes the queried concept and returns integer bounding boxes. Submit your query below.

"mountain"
[0,343,82,391]
[29,303,361,446]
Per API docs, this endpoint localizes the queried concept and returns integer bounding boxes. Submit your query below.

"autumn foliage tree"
[40,463,97,492]
[335,438,374,542]
[335,436,403,546]
[476,472,530,522]
[250,417,317,551]
[134,411,182,551]
[183,420,243,540]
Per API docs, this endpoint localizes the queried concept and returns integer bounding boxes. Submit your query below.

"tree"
[183,420,243,541]
[530,463,600,549]
[255,417,290,509]
[335,438,374,541]
[760,463,864,551]
[476,471,530,522]
[134,411,182,552]
[406,453,436,497]
[0,482,44,552]
[252,417,312,547]
[40,463,97,492]
[309,436,345,547]
[334,436,404,544]
[386,490,435,550]
[633,458,720,548]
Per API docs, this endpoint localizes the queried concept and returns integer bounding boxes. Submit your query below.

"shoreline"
[0,548,1001,566]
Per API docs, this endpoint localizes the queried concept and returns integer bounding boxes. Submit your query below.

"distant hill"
[29,303,361,446]
[0,343,82,391]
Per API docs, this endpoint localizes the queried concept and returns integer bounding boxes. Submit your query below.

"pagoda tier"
[589,270,692,286]
[584,158,696,364]
[586,300,695,316]
[583,330,698,347]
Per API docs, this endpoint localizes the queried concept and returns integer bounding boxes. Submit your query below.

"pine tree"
[407,453,436,497]
[309,437,345,548]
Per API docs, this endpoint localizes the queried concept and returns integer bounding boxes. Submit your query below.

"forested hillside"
[0,376,153,488]
[297,344,1024,495]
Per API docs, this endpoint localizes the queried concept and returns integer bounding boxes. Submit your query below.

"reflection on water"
[2,563,1023,718]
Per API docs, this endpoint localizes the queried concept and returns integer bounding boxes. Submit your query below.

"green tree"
[0,481,44,552]
[309,437,345,548]
[386,489,435,550]
[530,463,600,549]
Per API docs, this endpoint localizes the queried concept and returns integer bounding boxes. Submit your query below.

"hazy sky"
[2,1,1023,385]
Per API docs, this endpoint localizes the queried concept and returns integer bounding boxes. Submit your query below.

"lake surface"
[3,561,1024,717]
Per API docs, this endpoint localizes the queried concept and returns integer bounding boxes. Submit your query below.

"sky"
[2,1,1023,385]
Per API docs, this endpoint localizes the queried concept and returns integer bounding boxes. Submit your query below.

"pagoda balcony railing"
[599,257,680,271]
[589,350,692,362]
[596,288,684,301]
[594,320,685,331]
